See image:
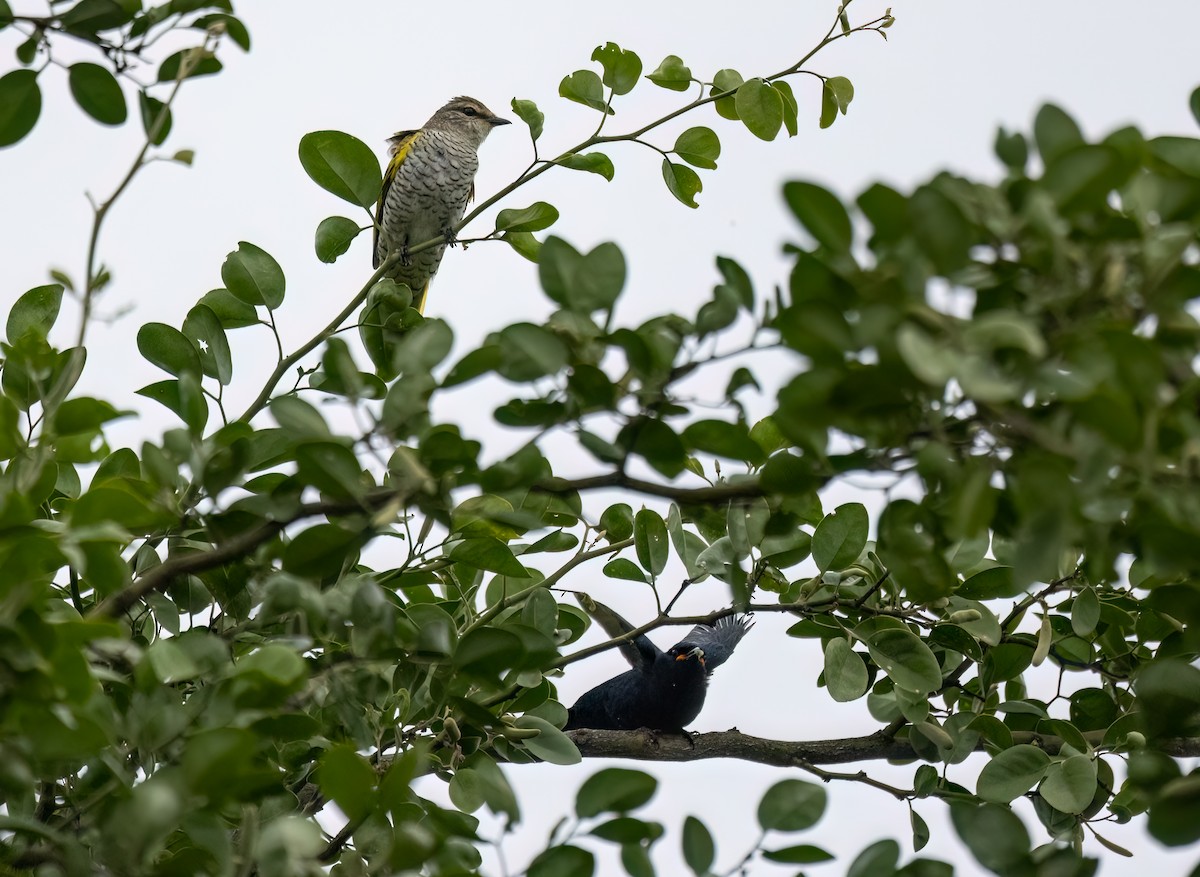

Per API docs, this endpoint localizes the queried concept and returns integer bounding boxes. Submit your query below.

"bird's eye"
[461,107,478,117]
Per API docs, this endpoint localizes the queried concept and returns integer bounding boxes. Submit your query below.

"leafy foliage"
[2,1,1200,875]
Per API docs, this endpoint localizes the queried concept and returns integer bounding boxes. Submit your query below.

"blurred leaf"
[68,62,126,125]
[576,768,657,818]
[784,181,853,252]
[0,69,41,146]
[757,779,826,831]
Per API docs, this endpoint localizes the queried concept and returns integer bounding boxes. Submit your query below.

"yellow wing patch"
[372,129,423,268]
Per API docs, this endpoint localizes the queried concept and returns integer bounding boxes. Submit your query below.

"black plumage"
[564,598,753,732]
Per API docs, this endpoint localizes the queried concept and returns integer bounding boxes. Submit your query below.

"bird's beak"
[489,116,512,127]
[676,647,704,662]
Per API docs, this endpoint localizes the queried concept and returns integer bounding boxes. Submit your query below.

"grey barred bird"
[564,596,753,732]
[373,96,510,313]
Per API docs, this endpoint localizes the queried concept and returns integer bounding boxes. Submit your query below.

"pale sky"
[3,1,1199,873]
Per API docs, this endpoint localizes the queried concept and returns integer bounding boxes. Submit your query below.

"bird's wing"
[674,614,753,670]
[372,129,422,269]
[575,594,661,670]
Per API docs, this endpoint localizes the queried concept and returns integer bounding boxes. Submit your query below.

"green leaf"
[221,241,285,309]
[646,55,692,91]
[0,69,41,146]
[296,441,363,499]
[812,502,868,571]
[576,768,657,818]
[1190,86,1200,128]
[858,625,942,694]
[784,181,853,252]
[269,395,330,437]
[1038,755,1098,814]
[157,49,222,82]
[138,322,201,377]
[600,503,634,541]
[537,237,625,312]
[512,98,544,141]
[591,42,642,96]
[449,536,528,577]
[317,744,377,821]
[512,715,581,764]
[198,288,259,328]
[52,397,128,436]
[298,130,382,209]
[824,638,869,702]
[589,816,663,844]
[1148,775,1200,846]
[7,284,62,343]
[819,81,838,128]
[528,845,595,877]
[762,844,835,864]
[776,80,799,137]
[496,201,559,233]
[137,90,171,145]
[682,420,764,464]
[559,70,611,113]
[994,127,1028,170]
[949,804,1030,873]
[314,216,361,263]
[682,816,714,874]
[136,377,207,432]
[634,509,669,576]
[976,744,1051,803]
[847,840,900,877]
[710,68,743,120]
[1033,103,1084,165]
[674,126,720,170]
[68,62,126,125]
[735,79,783,141]
[1071,587,1101,637]
[825,76,854,115]
[602,558,646,583]
[662,159,702,208]
[757,779,826,831]
[182,304,232,385]
[558,151,615,180]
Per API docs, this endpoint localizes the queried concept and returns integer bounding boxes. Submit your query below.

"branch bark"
[564,727,1200,764]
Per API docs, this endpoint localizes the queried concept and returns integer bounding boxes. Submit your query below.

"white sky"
[3,1,1199,874]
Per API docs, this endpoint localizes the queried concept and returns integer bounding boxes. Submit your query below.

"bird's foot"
[399,244,412,267]
[442,227,460,248]
[680,728,698,748]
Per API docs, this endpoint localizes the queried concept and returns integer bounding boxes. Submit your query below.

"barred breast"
[376,129,480,299]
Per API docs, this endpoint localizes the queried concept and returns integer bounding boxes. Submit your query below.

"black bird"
[564,597,753,732]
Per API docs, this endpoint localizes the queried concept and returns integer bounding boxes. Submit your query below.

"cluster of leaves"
[4,0,1200,873]
[0,0,249,148]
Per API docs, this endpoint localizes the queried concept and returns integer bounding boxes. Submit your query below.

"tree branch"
[535,472,767,503]
[564,728,1200,765]
[92,488,419,617]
